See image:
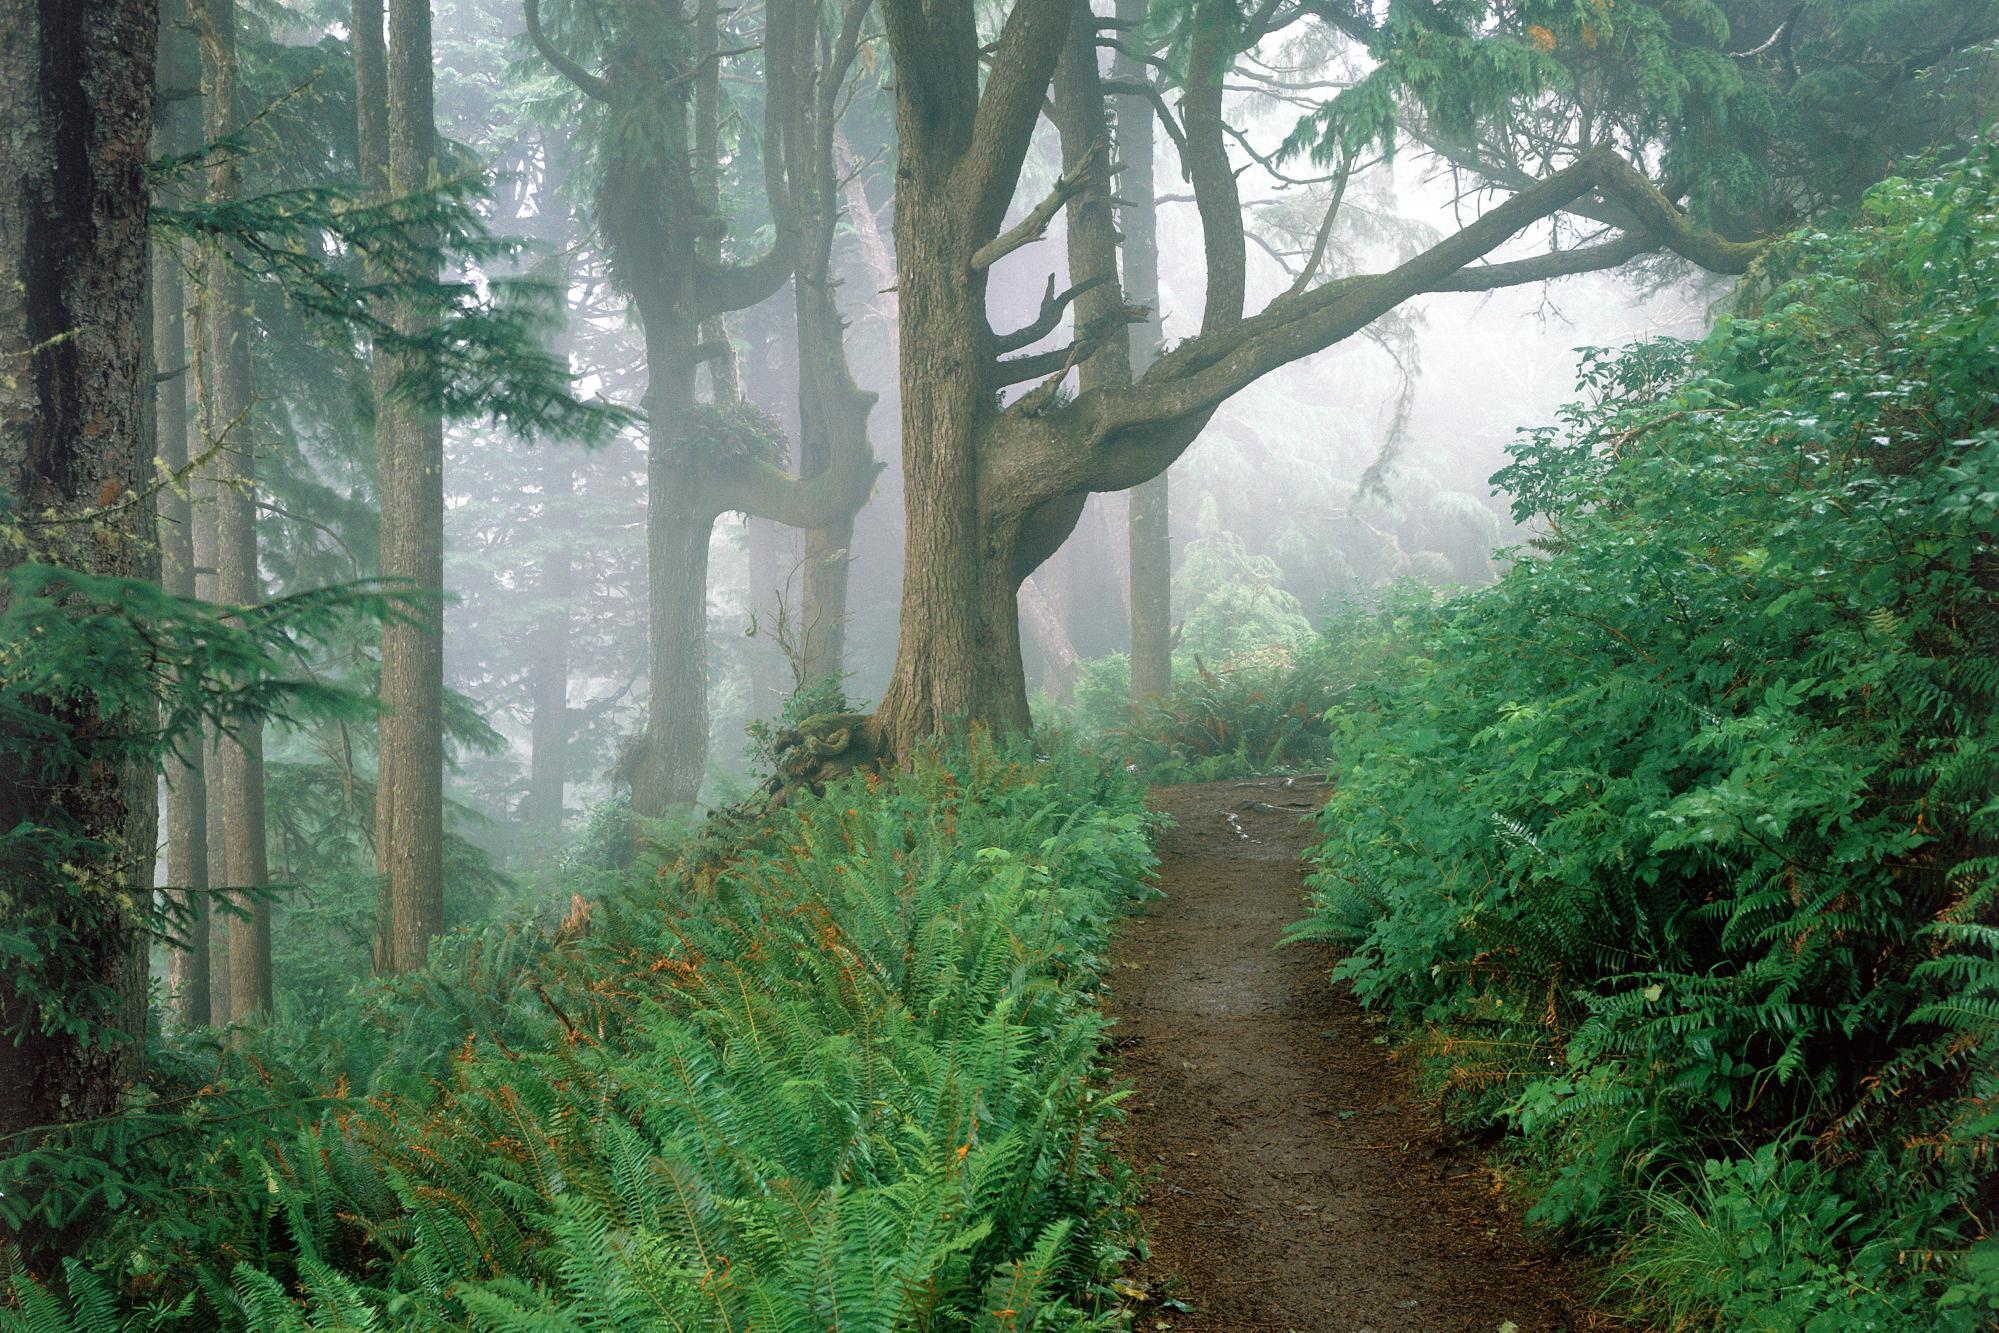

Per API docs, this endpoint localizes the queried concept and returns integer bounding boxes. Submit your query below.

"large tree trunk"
[0,0,158,1143]
[1114,0,1171,703]
[156,0,209,1027]
[373,0,446,971]
[196,0,272,1018]
[872,154,1032,749]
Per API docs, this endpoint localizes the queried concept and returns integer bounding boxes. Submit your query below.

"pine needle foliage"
[1292,151,1999,1327]
[3,736,1157,1331]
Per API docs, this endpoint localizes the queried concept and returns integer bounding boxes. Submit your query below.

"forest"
[2,0,1996,1328]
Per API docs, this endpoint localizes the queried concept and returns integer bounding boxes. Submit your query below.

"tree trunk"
[523,446,573,842]
[1114,0,1171,702]
[0,0,158,1144]
[196,0,272,1018]
[794,282,870,690]
[188,242,228,1020]
[872,155,1032,750]
[157,0,208,1026]
[633,353,716,816]
[373,0,445,971]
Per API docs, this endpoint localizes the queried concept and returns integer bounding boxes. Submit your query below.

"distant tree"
[353,0,449,973]
[194,0,278,1019]
[1112,0,1171,705]
[156,0,211,1028]
[524,0,880,816]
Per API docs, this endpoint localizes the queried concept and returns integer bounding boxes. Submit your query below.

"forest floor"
[1110,780,1603,1333]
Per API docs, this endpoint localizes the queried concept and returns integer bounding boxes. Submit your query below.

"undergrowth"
[1,736,1158,1330]
[1292,152,1999,1329]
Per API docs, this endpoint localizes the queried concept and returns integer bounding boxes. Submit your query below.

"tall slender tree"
[0,0,159,1137]
[156,0,211,1027]
[1112,0,1168,703]
[194,0,273,1017]
[366,0,448,973]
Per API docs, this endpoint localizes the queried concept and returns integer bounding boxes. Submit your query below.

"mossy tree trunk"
[525,0,877,816]
[0,0,159,1141]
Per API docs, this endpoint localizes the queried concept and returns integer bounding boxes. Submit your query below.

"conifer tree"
[156,0,211,1028]
[194,0,274,1016]
[0,0,159,1138]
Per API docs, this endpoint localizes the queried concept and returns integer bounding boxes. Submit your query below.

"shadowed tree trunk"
[195,0,272,1018]
[156,0,209,1027]
[0,0,159,1141]
[1020,575,1080,701]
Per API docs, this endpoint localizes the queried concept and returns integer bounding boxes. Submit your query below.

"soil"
[1108,779,1602,1333]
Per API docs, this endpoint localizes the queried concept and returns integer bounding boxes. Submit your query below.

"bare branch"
[970,139,1108,271]
[1428,232,1656,291]
[958,0,1076,235]
[992,305,1145,388]
[993,271,1109,353]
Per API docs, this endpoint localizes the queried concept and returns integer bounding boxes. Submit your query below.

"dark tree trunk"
[372,0,446,971]
[0,0,159,1143]
[1114,0,1170,702]
[156,0,209,1026]
[195,0,272,1018]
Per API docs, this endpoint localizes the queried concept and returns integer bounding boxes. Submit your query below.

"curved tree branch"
[523,0,610,102]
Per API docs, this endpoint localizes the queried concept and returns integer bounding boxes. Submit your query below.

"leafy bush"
[1292,153,1999,1327]
[3,735,1157,1329]
[1104,652,1340,782]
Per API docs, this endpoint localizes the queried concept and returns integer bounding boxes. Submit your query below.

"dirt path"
[1110,780,1596,1333]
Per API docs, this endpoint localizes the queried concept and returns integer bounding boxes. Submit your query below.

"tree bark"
[0,0,159,1143]
[1115,0,1170,701]
[373,0,446,971]
[195,0,272,1018]
[157,0,209,1026]
[872,155,1032,747]
[188,242,228,1019]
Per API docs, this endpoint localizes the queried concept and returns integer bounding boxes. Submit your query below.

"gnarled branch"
[971,139,1108,271]
[994,272,1109,353]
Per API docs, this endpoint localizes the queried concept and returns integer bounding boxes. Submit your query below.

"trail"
[1110,780,1595,1333]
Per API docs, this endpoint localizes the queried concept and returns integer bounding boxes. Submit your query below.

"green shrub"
[1105,653,1339,782]
[2,736,1158,1329]
[1292,152,1999,1326]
